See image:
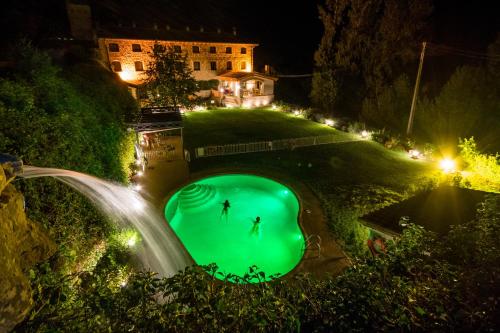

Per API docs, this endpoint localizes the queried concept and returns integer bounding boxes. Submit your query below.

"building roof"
[97,25,257,45]
[216,71,278,81]
[128,107,183,131]
[361,186,495,236]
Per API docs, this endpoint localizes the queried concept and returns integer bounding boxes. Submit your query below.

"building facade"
[97,36,257,85]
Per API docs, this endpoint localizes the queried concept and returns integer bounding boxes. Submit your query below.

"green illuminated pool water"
[165,174,304,281]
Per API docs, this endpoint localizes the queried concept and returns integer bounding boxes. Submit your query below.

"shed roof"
[128,107,183,131]
[361,186,495,235]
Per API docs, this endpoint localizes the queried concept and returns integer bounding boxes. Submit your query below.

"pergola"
[128,107,184,163]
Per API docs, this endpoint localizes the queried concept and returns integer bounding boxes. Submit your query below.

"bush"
[458,137,500,192]
[19,196,500,332]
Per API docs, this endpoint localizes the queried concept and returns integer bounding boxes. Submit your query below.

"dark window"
[210,61,217,71]
[111,61,122,72]
[109,43,119,52]
[240,61,246,70]
[240,47,247,54]
[192,45,200,53]
[132,44,142,52]
[134,61,144,71]
[173,45,182,53]
[226,47,232,54]
[193,61,201,71]
[209,46,216,54]
[227,61,232,70]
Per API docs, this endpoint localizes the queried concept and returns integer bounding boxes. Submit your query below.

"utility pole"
[407,41,427,136]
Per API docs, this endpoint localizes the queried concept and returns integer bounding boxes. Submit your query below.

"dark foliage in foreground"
[17,196,500,332]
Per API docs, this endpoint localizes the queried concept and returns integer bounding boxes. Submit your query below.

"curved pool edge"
[161,168,312,281]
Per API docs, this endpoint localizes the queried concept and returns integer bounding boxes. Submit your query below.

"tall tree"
[144,44,198,109]
[312,0,432,116]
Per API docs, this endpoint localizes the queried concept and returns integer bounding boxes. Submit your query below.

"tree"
[312,0,432,116]
[144,44,198,109]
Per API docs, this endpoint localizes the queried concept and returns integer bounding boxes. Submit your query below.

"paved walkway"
[138,159,189,207]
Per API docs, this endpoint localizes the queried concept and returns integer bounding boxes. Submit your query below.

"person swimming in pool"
[251,216,261,234]
[221,200,230,217]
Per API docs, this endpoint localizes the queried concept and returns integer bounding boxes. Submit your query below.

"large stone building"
[66,1,276,107]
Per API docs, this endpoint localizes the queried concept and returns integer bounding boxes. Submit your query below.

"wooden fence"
[194,134,360,158]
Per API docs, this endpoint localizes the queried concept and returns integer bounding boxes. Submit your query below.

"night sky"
[1,0,499,75]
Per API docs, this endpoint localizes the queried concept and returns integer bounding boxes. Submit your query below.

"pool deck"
[140,161,350,279]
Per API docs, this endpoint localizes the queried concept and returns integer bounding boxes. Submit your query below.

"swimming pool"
[165,174,304,282]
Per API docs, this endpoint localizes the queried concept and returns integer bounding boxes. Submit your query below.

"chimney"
[232,27,237,36]
[217,28,221,34]
[186,26,190,32]
[153,23,158,30]
[200,26,204,32]
[132,21,136,28]
[166,24,171,31]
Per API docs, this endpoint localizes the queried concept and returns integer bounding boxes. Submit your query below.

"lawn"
[184,108,438,254]
[183,107,354,149]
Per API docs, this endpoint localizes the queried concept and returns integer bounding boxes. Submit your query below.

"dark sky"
[1,0,499,75]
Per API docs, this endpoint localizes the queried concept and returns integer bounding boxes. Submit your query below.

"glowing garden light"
[271,104,277,110]
[293,110,301,116]
[325,119,335,126]
[127,235,137,247]
[408,149,422,159]
[136,171,143,177]
[360,130,370,139]
[439,158,456,173]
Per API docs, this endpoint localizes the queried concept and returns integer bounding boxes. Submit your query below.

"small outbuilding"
[216,71,278,108]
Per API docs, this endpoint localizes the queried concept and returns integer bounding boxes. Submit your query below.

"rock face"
[0,167,56,332]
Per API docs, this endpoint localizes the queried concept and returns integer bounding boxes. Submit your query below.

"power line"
[427,42,500,61]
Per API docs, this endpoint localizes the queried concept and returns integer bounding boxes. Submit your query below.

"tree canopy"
[144,44,198,109]
[312,0,432,115]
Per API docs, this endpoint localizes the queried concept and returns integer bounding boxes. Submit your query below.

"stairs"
[223,96,240,107]
[178,184,218,211]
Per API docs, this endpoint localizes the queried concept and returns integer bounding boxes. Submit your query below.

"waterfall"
[21,166,193,277]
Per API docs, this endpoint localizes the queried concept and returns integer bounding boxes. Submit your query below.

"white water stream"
[21,166,193,277]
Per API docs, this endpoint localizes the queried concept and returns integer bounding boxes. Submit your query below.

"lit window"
[240,61,246,70]
[192,45,200,53]
[210,61,217,71]
[109,43,119,52]
[134,61,144,71]
[226,47,232,54]
[173,45,182,53]
[209,46,216,54]
[227,61,232,70]
[132,44,142,52]
[240,47,247,54]
[111,61,122,72]
[194,61,201,71]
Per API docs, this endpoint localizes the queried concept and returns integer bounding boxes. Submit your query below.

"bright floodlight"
[439,158,456,173]
[361,130,369,138]
[136,171,143,177]
[271,104,277,110]
[325,119,335,126]
[293,110,300,116]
